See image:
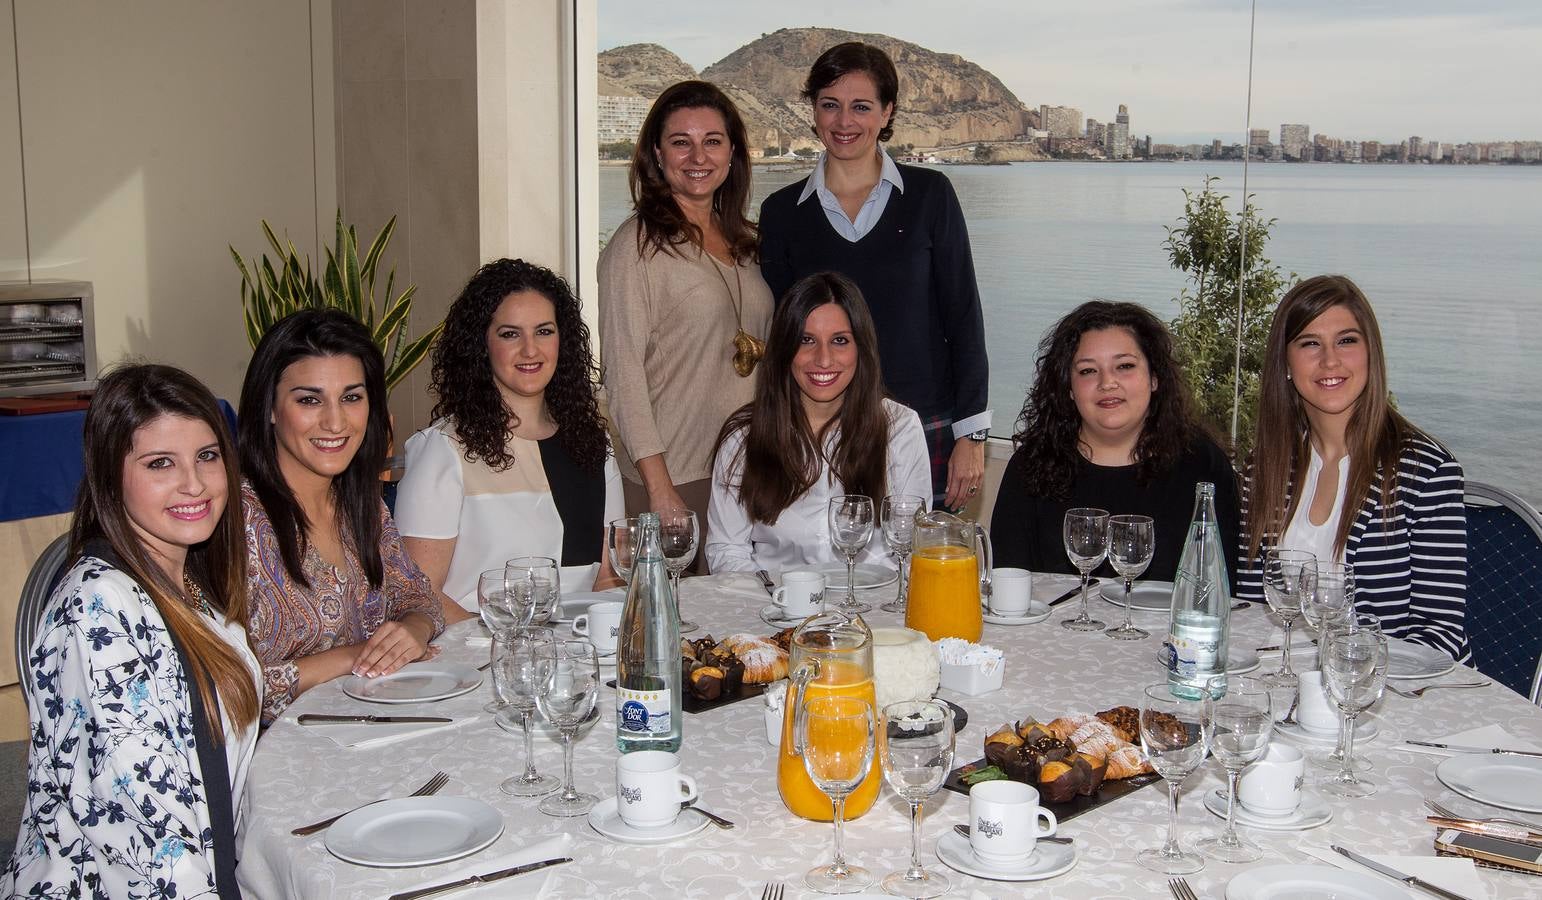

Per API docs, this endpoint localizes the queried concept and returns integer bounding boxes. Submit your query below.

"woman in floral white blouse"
[4,365,262,898]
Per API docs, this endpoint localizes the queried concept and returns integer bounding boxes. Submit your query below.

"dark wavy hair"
[628,80,757,263]
[802,42,900,143]
[73,363,258,741]
[429,258,607,473]
[1012,300,1213,499]
[717,272,889,524]
[238,309,391,588]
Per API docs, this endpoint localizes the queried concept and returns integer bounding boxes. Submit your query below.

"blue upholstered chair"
[1463,482,1542,705]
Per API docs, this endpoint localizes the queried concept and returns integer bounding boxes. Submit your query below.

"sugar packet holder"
[935,638,1005,696]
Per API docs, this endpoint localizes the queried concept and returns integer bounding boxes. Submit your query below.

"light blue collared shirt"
[796,149,905,242]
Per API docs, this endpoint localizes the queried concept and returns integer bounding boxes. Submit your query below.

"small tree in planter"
[1164,176,1294,460]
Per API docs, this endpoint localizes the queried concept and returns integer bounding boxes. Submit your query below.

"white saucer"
[759,604,817,629]
[341,661,483,704]
[325,796,503,867]
[586,796,709,845]
[1274,719,1379,746]
[1203,788,1332,831]
[554,589,625,624]
[982,601,1051,625]
[934,830,1077,882]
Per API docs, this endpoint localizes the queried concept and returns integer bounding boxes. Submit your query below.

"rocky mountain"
[597,43,698,98]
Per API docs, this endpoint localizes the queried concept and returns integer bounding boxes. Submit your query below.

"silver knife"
[386,857,572,900]
[297,714,453,725]
[1405,740,1542,758]
[1047,581,1095,607]
[1332,845,1475,900]
[755,569,777,596]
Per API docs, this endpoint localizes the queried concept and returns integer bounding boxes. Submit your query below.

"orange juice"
[906,545,984,641]
[777,661,882,820]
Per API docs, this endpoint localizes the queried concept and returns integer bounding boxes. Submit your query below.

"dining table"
[237,571,1542,899]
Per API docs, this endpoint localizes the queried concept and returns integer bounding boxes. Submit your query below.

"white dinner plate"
[1227,647,1261,675]
[341,661,482,704]
[1203,788,1332,831]
[799,563,898,592]
[495,705,601,740]
[587,796,709,845]
[933,830,1077,882]
[1437,754,1542,813]
[982,601,1052,626]
[1225,864,1405,899]
[1385,639,1457,680]
[325,796,503,867]
[1100,580,1174,612]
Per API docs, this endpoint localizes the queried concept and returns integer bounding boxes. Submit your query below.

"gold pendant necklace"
[711,254,763,377]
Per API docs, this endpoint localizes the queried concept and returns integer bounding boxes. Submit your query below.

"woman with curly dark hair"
[990,301,1239,588]
[396,258,623,619]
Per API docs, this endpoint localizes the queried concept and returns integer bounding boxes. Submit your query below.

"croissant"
[1106,744,1153,779]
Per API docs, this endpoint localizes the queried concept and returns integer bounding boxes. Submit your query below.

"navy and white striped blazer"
[1235,434,1470,662]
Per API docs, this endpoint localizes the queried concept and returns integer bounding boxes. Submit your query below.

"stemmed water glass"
[801,695,877,894]
[659,509,700,635]
[1105,514,1154,640]
[1320,625,1388,798]
[1061,507,1110,631]
[1302,561,1355,637]
[1196,676,1273,863]
[1260,549,1317,723]
[1136,682,1213,875]
[606,517,640,583]
[506,556,561,627]
[1310,612,1380,773]
[535,639,601,816]
[879,494,926,614]
[493,626,559,796]
[878,700,954,899]
[479,569,534,712]
[829,495,875,614]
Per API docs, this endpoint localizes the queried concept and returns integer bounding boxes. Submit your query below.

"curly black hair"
[1012,300,1217,500]
[429,259,608,473]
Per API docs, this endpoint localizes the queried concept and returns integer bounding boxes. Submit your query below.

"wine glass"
[1312,613,1383,775]
[1260,549,1317,724]
[828,495,876,614]
[493,627,559,796]
[479,569,534,713]
[1320,626,1388,798]
[535,639,601,816]
[606,517,640,583]
[1136,682,1213,875]
[506,556,561,627]
[801,694,877,894]
[878,700,954,899]
[1060,507,1110,631]
[1105,514,1154,640]
[659,509,700,635]
[879,494,926,614]
[1196,676,1273,863]
[1302,561,1354,636]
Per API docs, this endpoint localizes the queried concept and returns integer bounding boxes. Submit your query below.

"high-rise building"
[598,95,652,144]
[1363,140,1382,161]
[1107,104,1130,159]
[1280,124,1310,160]
[1039,105,1083,139]
[1248,129,1270,147]
[1085,118,1105,147]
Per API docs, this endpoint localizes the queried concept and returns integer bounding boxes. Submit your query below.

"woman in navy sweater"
[759,41,990,511]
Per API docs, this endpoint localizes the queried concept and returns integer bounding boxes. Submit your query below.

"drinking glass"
[1196,676,1273,863]
[1260,549,1317,724]
[879,494,926,613]
[1320,626,1388,798]
[506,556,561,627]
[535,639,601,816]
[1302,561,1354,636]
[1105,514,1154,640]
[878,700,954,898]
[1312,613,1383,775]
[1060,507,1110,631]
[1136,682,1213,875]
[606,517,640,583]
[659,509,700,635]
[800,694,877,894]
[828,495,876,614]
[493,627,559,796]
[479,568,534,712]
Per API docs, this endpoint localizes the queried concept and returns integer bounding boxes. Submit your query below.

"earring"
[1286,373,1293,381]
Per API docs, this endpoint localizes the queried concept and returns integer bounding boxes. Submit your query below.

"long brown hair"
[71,364,257,742]
[717,272,889,523]
[628,80,757,263]
[1243,275,1428,561]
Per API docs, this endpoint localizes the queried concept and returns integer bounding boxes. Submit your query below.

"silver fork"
[292,770,449,835]
[1387,680,1490,699]
[759,883,784,900]
[1426,798,1542,832]
[1169,876,1200,900]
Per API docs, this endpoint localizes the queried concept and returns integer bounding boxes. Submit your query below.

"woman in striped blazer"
[1235,275,1469,661]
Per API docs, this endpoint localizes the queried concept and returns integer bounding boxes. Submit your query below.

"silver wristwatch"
[966,429,989,442]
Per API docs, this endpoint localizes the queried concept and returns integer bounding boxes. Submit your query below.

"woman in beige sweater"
[599,80,773,546]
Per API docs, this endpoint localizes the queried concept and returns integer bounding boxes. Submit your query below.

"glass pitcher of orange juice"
[777,610,882,821]
[905,510,989,642]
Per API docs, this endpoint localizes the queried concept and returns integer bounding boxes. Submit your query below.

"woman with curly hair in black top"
[990,301,1239,589]
[396,258,623,621]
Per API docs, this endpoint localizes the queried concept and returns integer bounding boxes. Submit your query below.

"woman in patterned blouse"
[5,364,261,898]
[238,310,445,722]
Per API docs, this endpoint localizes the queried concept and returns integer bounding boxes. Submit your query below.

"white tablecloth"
[237,573,1542,899]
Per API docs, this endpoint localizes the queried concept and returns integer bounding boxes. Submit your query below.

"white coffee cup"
[1295,669,1340,734]
[572,601,624,655]
[969,780,1058,868]
[1238,742,1305,817]
[773,571,826,618]
[615,750,698,828]
[988,567,1032,616]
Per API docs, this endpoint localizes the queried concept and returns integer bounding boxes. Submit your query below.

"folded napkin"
[392,833,573,899]
[1396,723,1542,759]
[307,713,482,750]
[1300,844,1491,900]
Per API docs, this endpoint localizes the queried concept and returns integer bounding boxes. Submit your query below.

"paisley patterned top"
[3,555,259,900]
[243,481,445,722]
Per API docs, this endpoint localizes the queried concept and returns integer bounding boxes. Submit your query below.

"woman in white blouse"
[706,271,931,573]
[397,259,623,620]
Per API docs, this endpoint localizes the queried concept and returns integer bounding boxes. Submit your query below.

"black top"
[990,439,1242,586]
[758,164,989,424]
[538,435,606,567]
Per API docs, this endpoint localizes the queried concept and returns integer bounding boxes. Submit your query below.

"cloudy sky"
[598,0,1541,145]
